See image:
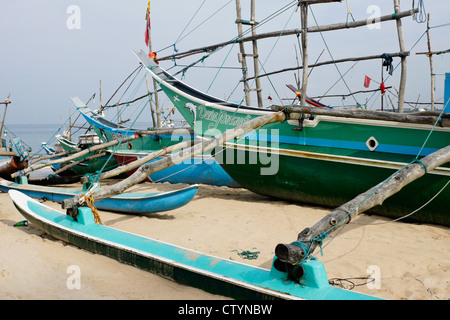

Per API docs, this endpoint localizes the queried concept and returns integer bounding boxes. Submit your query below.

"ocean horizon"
[4,121,155,156]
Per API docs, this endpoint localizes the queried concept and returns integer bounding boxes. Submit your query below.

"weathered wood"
[273,105,450,127]
[300,3,308,108]
[157,9,417,62]
[416,48,450,56]
[235,0,252,106]
[62,111,288,209]
[426,14,435,111]
[275,145,450,265]
[11,135,139,178]
[250,0,263,108]
[247,52,409,80]
[0,151,17,157]
[394,0,407,113]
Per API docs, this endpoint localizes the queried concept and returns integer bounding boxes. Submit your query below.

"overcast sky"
[0,0,449,126]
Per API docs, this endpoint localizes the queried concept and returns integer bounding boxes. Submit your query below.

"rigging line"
[309,8,358,105]
[157,0,297,59]
[352,179,450,226]
[316,61,359,102]
[257,60,283,106]
[234,3,299,109]
[174,0,208,44]
[156,0,233,54]
[114,66,144,109]
[365,29,428,109]
[206,41,237,94]
[102,64,143,112]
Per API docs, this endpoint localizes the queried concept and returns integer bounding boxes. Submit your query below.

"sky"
[0,0,449,127]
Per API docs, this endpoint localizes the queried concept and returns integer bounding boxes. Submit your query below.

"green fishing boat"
[136,50,450,226]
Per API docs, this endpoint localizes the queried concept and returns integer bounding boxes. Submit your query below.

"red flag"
[145,1,151,47]
[364,75,371,88]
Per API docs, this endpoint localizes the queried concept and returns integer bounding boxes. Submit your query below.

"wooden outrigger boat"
[0,178,199,215]
[73,100,240,188]
[8,189,378,300]
[132,0,450,227]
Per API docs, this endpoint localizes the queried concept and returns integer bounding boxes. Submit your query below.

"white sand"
[0,180,448,300]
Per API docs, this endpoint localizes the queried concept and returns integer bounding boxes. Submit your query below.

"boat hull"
[215,144,450,226]
[136,50,450,226]
[75,103,240,187]
[9,190,378,300]
[0,179,199,214]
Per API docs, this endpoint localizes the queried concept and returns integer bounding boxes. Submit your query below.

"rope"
[82,193,103,225]
[412,0,427,23]
[310,7,359,105]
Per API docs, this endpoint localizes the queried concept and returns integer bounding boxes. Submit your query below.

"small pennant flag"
[364,75,371,88]
[145,1,151,47]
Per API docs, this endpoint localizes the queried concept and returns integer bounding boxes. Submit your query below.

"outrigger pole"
[275,144,450,278]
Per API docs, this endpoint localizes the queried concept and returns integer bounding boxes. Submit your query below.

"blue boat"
[73,100,240,188]
[9,189,379,300]
[0,178,199,215]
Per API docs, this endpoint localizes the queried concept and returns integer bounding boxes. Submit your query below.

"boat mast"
[146,3,161,128]
[235,0,263,107]
[0,95,11,149]
[394,0,407,113]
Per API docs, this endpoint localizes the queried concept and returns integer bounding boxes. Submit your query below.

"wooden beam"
[394,0,407,113]
[247,51,409,80]
[62,111,289,209]
[272,105,450,127]
[157,9,418,62]
[416,48,450,56]
[275,144,450,265]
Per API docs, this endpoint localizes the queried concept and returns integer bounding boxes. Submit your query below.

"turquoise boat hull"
[0,178,199,215]
[9,190,379,300]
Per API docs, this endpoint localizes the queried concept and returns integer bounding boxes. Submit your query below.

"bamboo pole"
[145,76,157,128]
[299,3,308,108]
[275,105,450,127]
[250,0,263,108]
[427,14,434,111]
[247,51,409,80]
[394,0,407,113]
[157,9,417,62]
[62,111,290,209]
[275,144,450,266]
[235,0,252,106]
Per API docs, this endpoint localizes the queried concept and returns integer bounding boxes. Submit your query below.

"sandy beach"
[0,179,448,300]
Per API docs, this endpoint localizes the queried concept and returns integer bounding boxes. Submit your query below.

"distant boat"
[73,101,240,188]
[0,98,30,180]
[0,178,199,215]
[53,133,120,176]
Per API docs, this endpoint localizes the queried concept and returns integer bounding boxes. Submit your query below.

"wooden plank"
[158,9,418,62]
[272,105,450,127]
